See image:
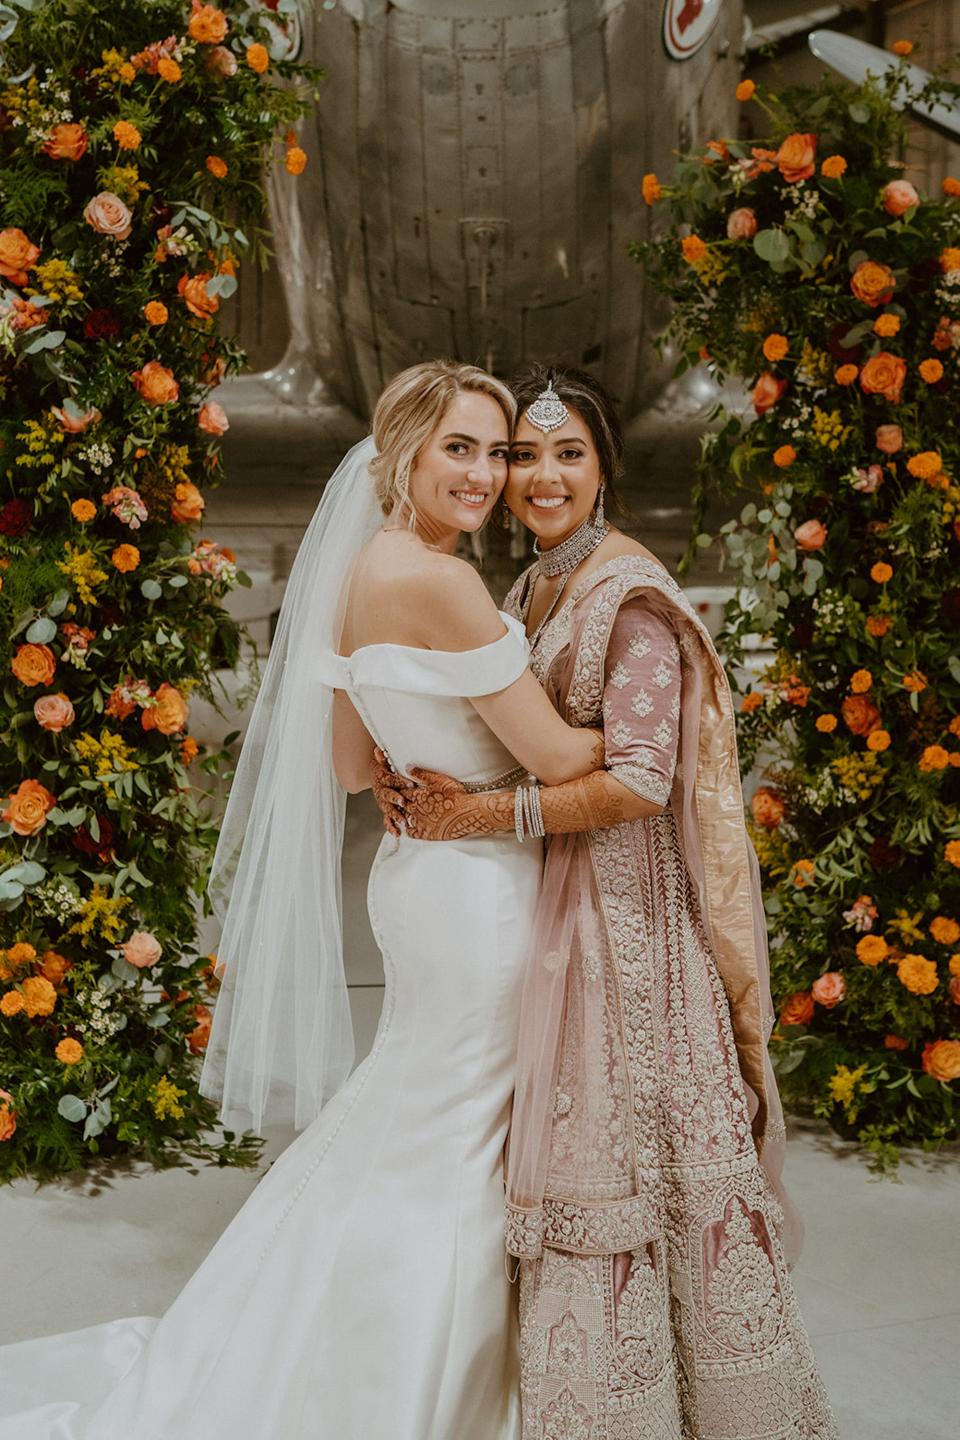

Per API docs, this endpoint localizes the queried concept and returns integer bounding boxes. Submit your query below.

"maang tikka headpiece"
[525,374,570,434]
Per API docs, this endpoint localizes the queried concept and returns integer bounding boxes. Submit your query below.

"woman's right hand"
[370,747,415,836]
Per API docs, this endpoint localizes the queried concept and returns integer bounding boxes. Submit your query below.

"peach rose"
[794,519,827,551]
[142,682,189,735]
[11,642,56,687]
[812,971,845,1008]
[121,930,162,969]
[726,207,757,240]
[206,44,237,76]
[875,424,903,454]
[0,1090,16,1143]
[2,778,57,836]
[860,351,906,403]
[178,271,219,319]
[776,132,817,183]
[752,372,786,415]
[33,692,74,732]
[841,694,882,737]
[187,1002,213,1054]
[780,991,815,1026]
[882,180,919,216]
[83,192,133,240]
[922,1039,960,1082]
[198,401,229,436]
[133,360,179,405]
[851,260,896,308]
[43,123,88,162]
[750,785,784,829]
[51,403,102,434]
[188,4,228,43]
[0,227,40,286]
[170,480,205,524]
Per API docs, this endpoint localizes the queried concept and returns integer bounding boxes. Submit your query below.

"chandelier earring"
[593,482,606,532]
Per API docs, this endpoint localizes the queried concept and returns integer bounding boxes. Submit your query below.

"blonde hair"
[370,360,516,522]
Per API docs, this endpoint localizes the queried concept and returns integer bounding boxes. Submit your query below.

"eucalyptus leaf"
[22,328,66,354]
[753,228,790,264]
[83,1112,106,1140]
[2,860,45,885]
[848,101,871,124]
[25,616,57,643]
[47,590,70,617]
[0,881,24,902]
[948,655,960,685]
[167,574,188,588]
[140,579,163,600]
[57,1094,87,1124]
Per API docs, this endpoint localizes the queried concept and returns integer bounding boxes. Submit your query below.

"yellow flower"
[919,359,944,384]
[811,406,852,450]
[736,79,756,102]
[831,750,884,801]
[71,498,96,522]
[151,1074,187,1120]
[113,120,141,150]
[874,314,900,337]
[870,561,893,583]
[897,953,938,995]
[642,172,661,205]
[866,729,891,752]
[57,543,108,605]
[828,1063,869,1119]
[821,155,847,179]
[856,935,888,967]
[73,728,139,788]
[850,669,872,693]
[67,883,131,944]
[763,333,789,363]
[55,1037,84,1064]
[816,714,838,733]
[930,917,960,946]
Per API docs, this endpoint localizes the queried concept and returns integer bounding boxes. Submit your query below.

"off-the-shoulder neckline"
[337,609,524,663]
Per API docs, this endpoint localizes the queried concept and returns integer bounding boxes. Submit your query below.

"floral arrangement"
[0,1,320,1181]
[636,48,960,1170]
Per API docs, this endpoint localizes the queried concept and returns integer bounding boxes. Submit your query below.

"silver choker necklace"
[534,508,607,578]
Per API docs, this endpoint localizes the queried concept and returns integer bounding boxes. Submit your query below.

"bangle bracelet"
[514,785,526,842]
[528,782,546,838]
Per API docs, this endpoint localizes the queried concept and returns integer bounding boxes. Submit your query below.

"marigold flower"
[762,333,789,363]
[284,146,307,176]
[206,155,228,179]
[873,314,900,338]
[850,669,872,693]
[947,841,960,868]
[143,301,168,326]
[642,172,661,205]
[158,57,182,83]
[866,614,892,638]
[892,39,914,56]
[919,745,949,772]
[111,543,140,573]
[884,1034,909,1050]
[246,42,269,74]
[180,735,200,764]
[902,670,927,693]
[951,955,960,977]
[773,444,796,468]
[918,358,944,384]
[922,1039,960,1081]
[897,953,938,995]
[9,942,35,965]
[866,729,891,752]
[821,155,847,179]
[779,991,814,1026]
[681,234,707,264]
[816,714,838,733]
[736,79,756,101]
[856,934,888,968]
[940,248,960,273]
[870,561,893,583]
[834,364,858,385]
[188,4,228,43]
[740,691,763,714]
[792,859,815,887]
[71,498,96,522]
[0,1088,17,1141]
[943,177,960,198]
[950,716,960,738]
[21,975,57,1017]
[113,120,141,150]
[0,992,25,1017]
[931,917,960,946]
[56,1037,84,1065]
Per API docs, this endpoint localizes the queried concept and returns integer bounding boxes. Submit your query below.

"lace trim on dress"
[608,761,672,807]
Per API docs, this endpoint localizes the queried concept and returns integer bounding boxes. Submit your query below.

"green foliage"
[0,1,322,1181]
[635,61,960,1167]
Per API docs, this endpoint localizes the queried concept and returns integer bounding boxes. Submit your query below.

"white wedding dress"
[0,614,541,1440]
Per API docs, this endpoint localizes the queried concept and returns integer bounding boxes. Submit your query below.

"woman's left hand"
[369,747,415,836]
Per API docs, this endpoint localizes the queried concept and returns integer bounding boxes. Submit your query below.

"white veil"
[199,436,383,1134]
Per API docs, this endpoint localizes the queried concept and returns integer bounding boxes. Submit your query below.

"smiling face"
[505,408,603,547]
[403,389,510,544]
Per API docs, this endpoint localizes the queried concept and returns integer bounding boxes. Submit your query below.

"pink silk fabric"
[503,555,804,1269]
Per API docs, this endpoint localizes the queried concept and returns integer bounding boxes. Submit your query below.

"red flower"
[83,308,121,341]
[0,498,32,536]
[72,814,115,861]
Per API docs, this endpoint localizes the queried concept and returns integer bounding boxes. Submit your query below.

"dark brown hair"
[509,364,625,504]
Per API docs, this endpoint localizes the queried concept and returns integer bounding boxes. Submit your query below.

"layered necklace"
[523,502,607,649]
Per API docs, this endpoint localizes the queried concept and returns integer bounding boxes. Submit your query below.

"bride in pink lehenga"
[375,365,839,1440]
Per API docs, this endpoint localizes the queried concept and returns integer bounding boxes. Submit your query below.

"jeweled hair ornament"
[525,375,571,434]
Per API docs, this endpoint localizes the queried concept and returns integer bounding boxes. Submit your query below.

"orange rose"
[144,301,168,325]
[113,120,141,150]
[21,974,57,1017]
[142,682,189,735]
[842,695,882,737]
[681,234,707,264]
[0,1090,16,1143]
[918,359,943,384]
[850,260,896,308]
[812,971,845,1008]
[866,729,891,752]
[741,692,763,714]
[206,155,228,179]
[133,360,179,405]
[0,227,41,285]
[883,1034,909,1050]
[891,39,914,56]
[874,314,900,338]
[11,642,56,687]
[188,4,228,43]
[642,173,661,205]
[780,991,815,1026]
[187,1002,213,1054]
[776,132,817,183]
[178,271,219,319]
[860,351,906,402]
[751,785,784,829]
[762,333,788,363]
[821,155,847,179]
[816,714,837,733]
[170,480,205,524]
[121,930,163,968]
[752,372,786,415]
[834,364,858,386]
[42,123,88,162]
[246,42,269,74]
[944,177,960,198]
[71,498,96,522]
[33,692,74,732]
[726,207,757,240]
[56,1037,84,1065]
[773,444,796,468]
[850,669,872,693]
[794,519,827,551]
[881,180,919,216]
[83,192,133,240]
[875,424,902,454]
[111,543,140,573]
[897,953,938,995]
[51,403,101,434]
[198,401,229,436]
[922,1040,960,1082]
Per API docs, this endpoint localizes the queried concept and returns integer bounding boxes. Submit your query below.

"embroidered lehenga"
[502,556,838,1440]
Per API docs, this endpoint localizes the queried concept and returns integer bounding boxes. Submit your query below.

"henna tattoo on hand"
[540,770,628,834]
[402,787,515,841]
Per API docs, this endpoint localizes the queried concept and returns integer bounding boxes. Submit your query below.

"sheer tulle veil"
[199,436,383,1133]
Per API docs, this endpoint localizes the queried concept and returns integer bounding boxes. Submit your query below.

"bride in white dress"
[0,362,603,1439]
